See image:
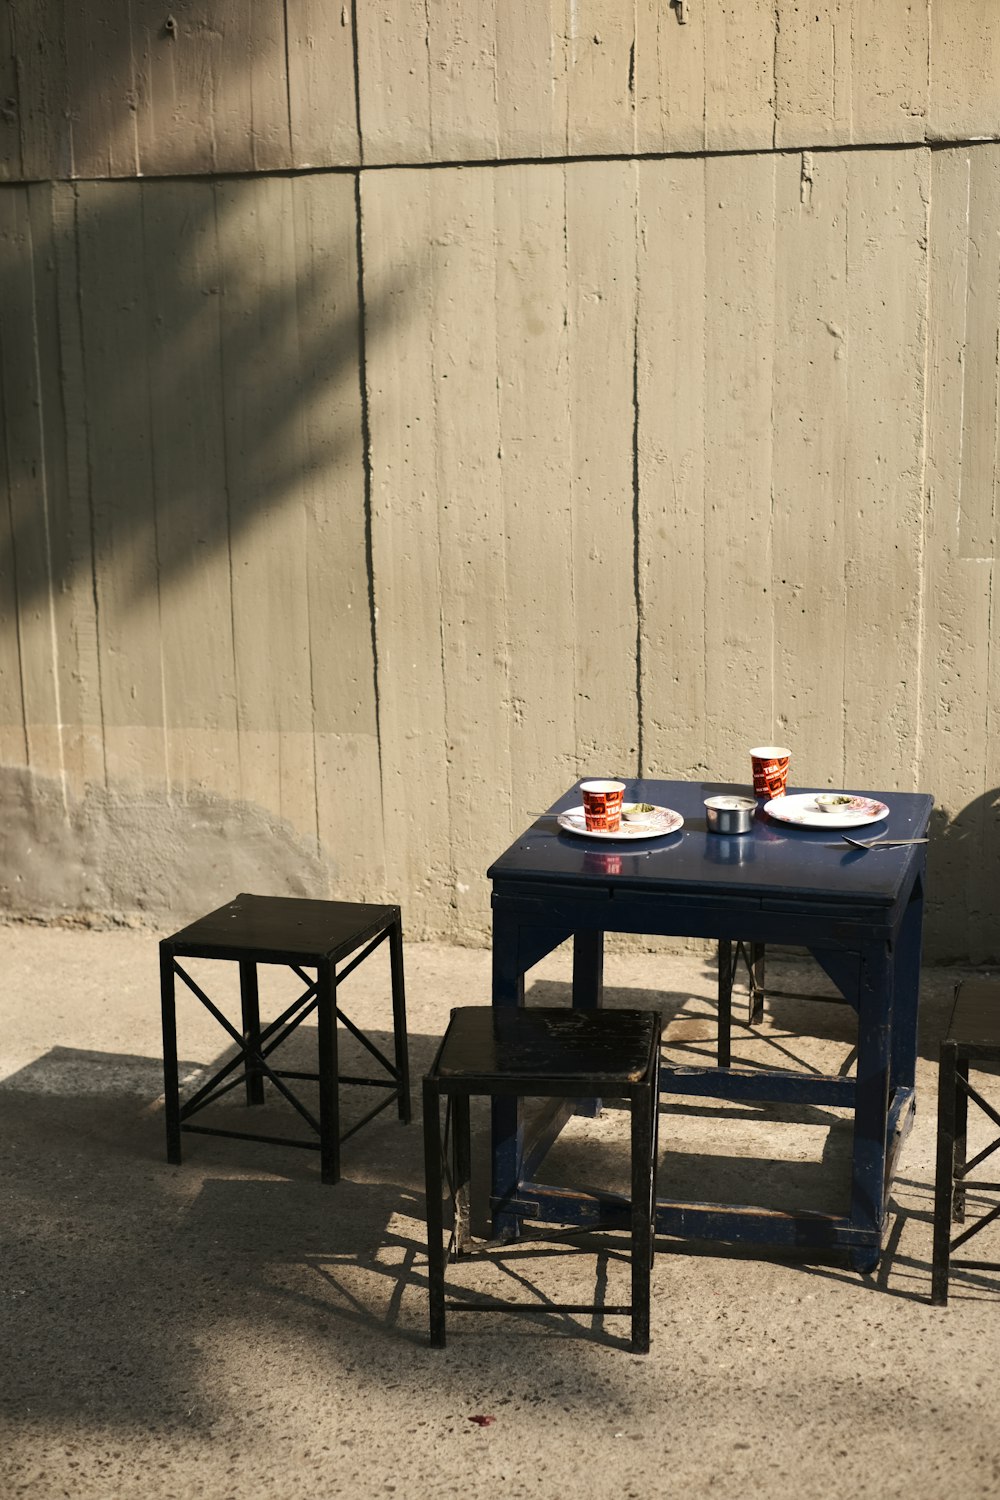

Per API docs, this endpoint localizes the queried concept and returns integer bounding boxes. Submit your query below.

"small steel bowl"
[705,795,756,835]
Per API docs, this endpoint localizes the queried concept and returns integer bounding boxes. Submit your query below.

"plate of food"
[556,803,684,841]
[763,792,889,830]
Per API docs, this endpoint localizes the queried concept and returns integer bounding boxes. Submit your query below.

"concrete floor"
[1,923,998,1499]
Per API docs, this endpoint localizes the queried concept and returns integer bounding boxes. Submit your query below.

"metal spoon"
[841,834,929,850]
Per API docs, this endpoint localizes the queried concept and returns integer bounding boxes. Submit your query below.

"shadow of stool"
[423,1006,660,1352]
[931,977,1000,1304]
[160,893,410,1183]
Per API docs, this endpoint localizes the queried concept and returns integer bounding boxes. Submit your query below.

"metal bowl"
[704,795,756,835]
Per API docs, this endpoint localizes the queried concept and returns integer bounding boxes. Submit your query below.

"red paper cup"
[750,746,791,799]
[580,779,626,832]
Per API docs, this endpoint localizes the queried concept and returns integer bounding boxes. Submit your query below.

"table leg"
[717,941,733,1068]
[748,943,766,1026]
[573,930,604,1117]
[889,869,925,1098]
[491,922,525,1242]
[388,917,412,1123]
[847,941,893,1271]
[629,1076,654,1354]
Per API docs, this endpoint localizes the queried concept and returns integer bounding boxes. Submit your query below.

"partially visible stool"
[423,1006,660,1352]
[160,893,410,1183]
[931,977,1000,1305]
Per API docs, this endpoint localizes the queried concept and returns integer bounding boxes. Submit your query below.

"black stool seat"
[931,978,1000,1305]
[423,1006,660,1352]
[160,893,410,1183]
[168,895,399,963]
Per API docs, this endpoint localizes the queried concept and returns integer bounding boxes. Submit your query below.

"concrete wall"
[1,4,999,959]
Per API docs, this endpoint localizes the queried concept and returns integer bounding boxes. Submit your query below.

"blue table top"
[487,779,934,909]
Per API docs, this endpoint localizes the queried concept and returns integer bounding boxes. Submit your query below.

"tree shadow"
[0,173,413,613]
[0,1033,669,1439]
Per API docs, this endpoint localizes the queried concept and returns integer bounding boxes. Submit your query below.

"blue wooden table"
[488,778,933,1271]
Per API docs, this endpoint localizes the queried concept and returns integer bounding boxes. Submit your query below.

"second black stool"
[423,1006,661,1352]
[931,977,1000,1305]
[160,893,410,1183]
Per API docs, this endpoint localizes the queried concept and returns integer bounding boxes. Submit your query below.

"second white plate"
[763,793,889,830]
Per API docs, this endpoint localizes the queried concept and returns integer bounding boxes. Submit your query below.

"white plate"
[556,804,684,841]
[763,793,890,830]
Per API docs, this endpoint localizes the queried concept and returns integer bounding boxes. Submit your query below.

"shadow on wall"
[0,172,404,608]
[925,791,1000,965]
[0,171,418,924]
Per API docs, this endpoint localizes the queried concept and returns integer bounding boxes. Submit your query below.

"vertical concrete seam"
[349,0,365,166]
[7,3,24,180]
[767,154,777,734]
[491,0,500,158]
[848,0,856,141]
[957,149,973,557]
[490,169,514,821]
[839,158,850,780]
[348,12,373,874]
[0,196,31,766]
[73,185,109,788]
[772,0,780,152]
[913,149,933,788]
[700,153,709,751]
[213,183,244,803]
[125,0,140,175]
[631,161,644,777]
[426,179,457,902]
[701,3,708,151]
[991,156,1000,557]
[629,0,637,156]
[282,0,294,164]
[290,180,321,852]
[563,162,578,764]
[26,186,68,808]
[353,168,385,854]
[926,0,933,135]
[137,182,171,798]
[423,0,434,160]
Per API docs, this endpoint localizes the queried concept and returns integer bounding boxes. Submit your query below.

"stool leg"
[239,959,265,1107]
[389,918,411,1124]
[650,1059,661,1269]
[572,931,604,1118]
[317,960,341,1185]
[630,1080,654,1354]
[717,942,733,1068]
[931,1039,959,1306]
[748,942,766,1026]
[452,1094,472,1255]
[159,945,182,1166]
[423,1078,447,1347]
[954,1058,969,1222]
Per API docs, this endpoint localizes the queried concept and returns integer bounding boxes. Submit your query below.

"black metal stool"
[931,977,1000,1305]
[423,1006,660,1352]
[160,893,410,1183]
